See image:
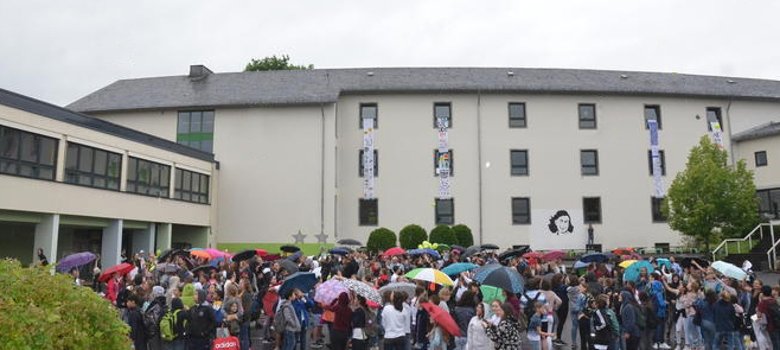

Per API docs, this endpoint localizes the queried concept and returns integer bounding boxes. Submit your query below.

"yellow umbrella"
[619,260,638,268]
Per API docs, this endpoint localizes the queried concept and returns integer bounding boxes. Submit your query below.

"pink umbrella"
[314,279,349,305]
[542,250,566,261]
[205,248,231,259]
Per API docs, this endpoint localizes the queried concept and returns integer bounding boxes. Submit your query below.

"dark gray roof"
[0,88,215,162]
[67,67,780,113]
[732,121,780,142]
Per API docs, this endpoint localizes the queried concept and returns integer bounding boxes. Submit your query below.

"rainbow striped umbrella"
[405,268,454,286]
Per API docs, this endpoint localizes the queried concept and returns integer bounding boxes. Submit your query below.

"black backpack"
[523,292,542,324]
[187,305,215,339]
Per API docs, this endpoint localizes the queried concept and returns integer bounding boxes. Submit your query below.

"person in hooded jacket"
[165,298,188,350]
[124,294,147,350]
[145,286,168,350]
[453,291,477,350]
[620,290,642,350]
[331,292,353,350]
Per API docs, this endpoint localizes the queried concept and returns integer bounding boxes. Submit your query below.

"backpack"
[144,302,166,337]
[766,301,780,327]
[523,292,542,324]
[633,304,646,330]
[604,309,620,339]
[273,302,289,334]
[188,305,216,339]
[160,309,184,342]
[363,308,379,338]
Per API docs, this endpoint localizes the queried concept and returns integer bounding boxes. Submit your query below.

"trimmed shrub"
[452,224,474,247]
[366,228,397,253]
[0,259,131,349]
[429,225,457,245]
[399,224,428,249]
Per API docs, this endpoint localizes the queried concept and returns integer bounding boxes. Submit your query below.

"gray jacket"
[279,300,301,332]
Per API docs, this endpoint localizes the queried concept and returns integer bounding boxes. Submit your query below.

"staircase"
[712,223,778,271]
[722,233,774,271]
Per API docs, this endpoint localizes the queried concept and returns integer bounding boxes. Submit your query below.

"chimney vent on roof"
[189,65,213,81]
[727,79,736,84]
[620,74,628,79]
[367,71,374,77]
[507,71,514,77]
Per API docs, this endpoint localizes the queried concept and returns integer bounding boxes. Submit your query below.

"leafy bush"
[429,225,457,245]
[452,224,474,247]
[366,228,397,253]
[399,224,428,249]
[0,259,131,349]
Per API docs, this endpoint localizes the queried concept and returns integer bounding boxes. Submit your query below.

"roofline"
[0,88,216,163]
[78,101,337,114]
[732,122,780,142]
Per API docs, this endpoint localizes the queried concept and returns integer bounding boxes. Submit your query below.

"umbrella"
[679,256,709,268]
[619,260,638,268]
[464,245,482,257]
[206,248,230,259]
[209,256,227,267]
[255,249,269,257]
[441,262,479,276]
[481,243,500,250]
[279,259,299,274]
[580,253,609,263]
[383,247,406,257]
[498,248,527,261]
[712,261,747,280]
[158,249,189,263]
[523,251,544,259]
[288,251,303,262]
[280,245,301,253]
[405,268,454,286]
[378,282,417,297]
[98,262,134,282]
[573,261,589,269]
[155,262,180,274]
[337,238,362,246]
[265,254,282,261]
[473,264,524,294]
[56,252,97,273]
[190,250,211,260]
[655,258,672,270]
[622,261,654,282]
[480,285,506,304]
[315,279,349,305]
[542,250,566,261]
[341,279,382,304]
[451,245,465,252]
[192,265,218,275]
[408,248,441,260]
[279,272,318,295]
[232,249,257,262]
[421,302,461,336]
[612,248,635,256]
[329,248,350,255]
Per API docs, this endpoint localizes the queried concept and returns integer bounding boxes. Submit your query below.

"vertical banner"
[648,119,665,197]
[436,116,451,199]
[362,117,375,199]
[710,121,724,149]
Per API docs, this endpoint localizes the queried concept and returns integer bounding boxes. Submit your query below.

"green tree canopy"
[429,225,457,245]
[399,224,428,249]
[244,54,313,71]
[665,136,759,251]
[366,227,397,253]
[452,224,474,247]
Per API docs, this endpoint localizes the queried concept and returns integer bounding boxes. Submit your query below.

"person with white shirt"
[382,292,410,350]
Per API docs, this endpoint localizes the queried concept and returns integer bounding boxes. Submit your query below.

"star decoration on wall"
[292,230,306,244]
[315,232,328,244]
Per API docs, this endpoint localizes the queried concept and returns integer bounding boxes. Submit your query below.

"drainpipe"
[320,103,326,239]
[477,90,484,245]
[725,99,735,166]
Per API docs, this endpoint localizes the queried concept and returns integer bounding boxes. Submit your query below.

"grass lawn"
[217,243,334,256]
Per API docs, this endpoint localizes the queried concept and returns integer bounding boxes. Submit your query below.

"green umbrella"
[480,285,506,304]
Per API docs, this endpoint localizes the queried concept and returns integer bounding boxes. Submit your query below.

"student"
[187,289,217,350]
[528,301,555,350]
[124,294,147,350]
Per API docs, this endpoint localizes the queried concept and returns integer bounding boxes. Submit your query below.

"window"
[706,107,723,131]
[433,103,452,128]
[177,110,214,153]
[651,197,667,222]
[360,104,378,129]
[757,188,780,220]
[510,150,529,176]
[512,197,531,224]
[174,168,210,204]
[583,197,602,223]
[644,105,662,129]
[578,103,597,129]
[647,150,666,175]
[434,149,454,176]
[508,103,527,128]
[65,143,121,190]
[359,199,378,226]
[0,125,57,180]
[580,150,599,176]
[435,198,454,225]
[756,151,768,167]
[126,157,170,197]
[359,149,379,177]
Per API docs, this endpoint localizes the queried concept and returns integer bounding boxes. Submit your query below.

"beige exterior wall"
[734,136,780,190]
[92,110,178,141]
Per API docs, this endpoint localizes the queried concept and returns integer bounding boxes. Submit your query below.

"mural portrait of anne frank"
[548,210,574,235]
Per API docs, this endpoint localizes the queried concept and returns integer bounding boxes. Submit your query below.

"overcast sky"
[1,0,779,106]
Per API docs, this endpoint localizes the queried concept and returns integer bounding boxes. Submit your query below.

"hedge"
[429,225,457,245]
[399,224,428,249]
[452,224,474,247]
[366,227,397,253]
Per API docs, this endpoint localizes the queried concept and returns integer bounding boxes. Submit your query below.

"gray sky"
[1,0,779,106]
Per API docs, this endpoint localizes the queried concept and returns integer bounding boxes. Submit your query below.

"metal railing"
[766,223,779,270]
[711,223,769,261]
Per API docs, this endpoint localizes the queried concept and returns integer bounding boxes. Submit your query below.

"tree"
[399,224,428,249]
[0,259,131,349]
[244,54,313,71]
[429,225,457,245]
[366,228,397,253]
[452,224,474,247]
[665,136,759,251]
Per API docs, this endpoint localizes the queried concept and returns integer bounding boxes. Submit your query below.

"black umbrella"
[498,248,528,261]
[679,256,709,268]
[337,239,362,246]
[451,245,466,252]
[158,249,189,263]
[192,265,217,275]
[464,245,482,257]
[279,259,299,274]
[280,245,301,253]
[481,243,500,250]
[232,249,257,262]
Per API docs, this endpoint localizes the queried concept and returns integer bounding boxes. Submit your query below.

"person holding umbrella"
[483,300,522,350]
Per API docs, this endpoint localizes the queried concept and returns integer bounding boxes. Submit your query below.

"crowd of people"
[51,244,780,350]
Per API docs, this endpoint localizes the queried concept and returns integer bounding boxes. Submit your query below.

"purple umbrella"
[56,252,97,273]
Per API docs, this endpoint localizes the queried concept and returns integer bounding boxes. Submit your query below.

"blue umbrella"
[209,255,227,267]
[622,261,654,282]
[580,253,609,264]
[329,248,349,255]
[573,260,589,269]
[655,258,672,271]
[441,262,478,276]
[287,251,303,261]
[473,263,524,294]
[279,272,318,295]
[408,248,441,260]
[56,252,97,273]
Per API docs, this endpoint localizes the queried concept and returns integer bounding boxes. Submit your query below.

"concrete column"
[132,223,155,256]
[156,223,172,251]
[33,214,60,264]
[120,152,129,192]
[101,219,123,266]
[55,139,67,182]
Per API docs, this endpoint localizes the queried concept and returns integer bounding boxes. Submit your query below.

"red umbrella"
[522,251,543,259]
[421,302,461,336]
[383,247,406,257]
[256,249,269,257]
[542,250,566,261]
[265,254,281,261]
[98,262,134,283]
[612,248,635,256]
